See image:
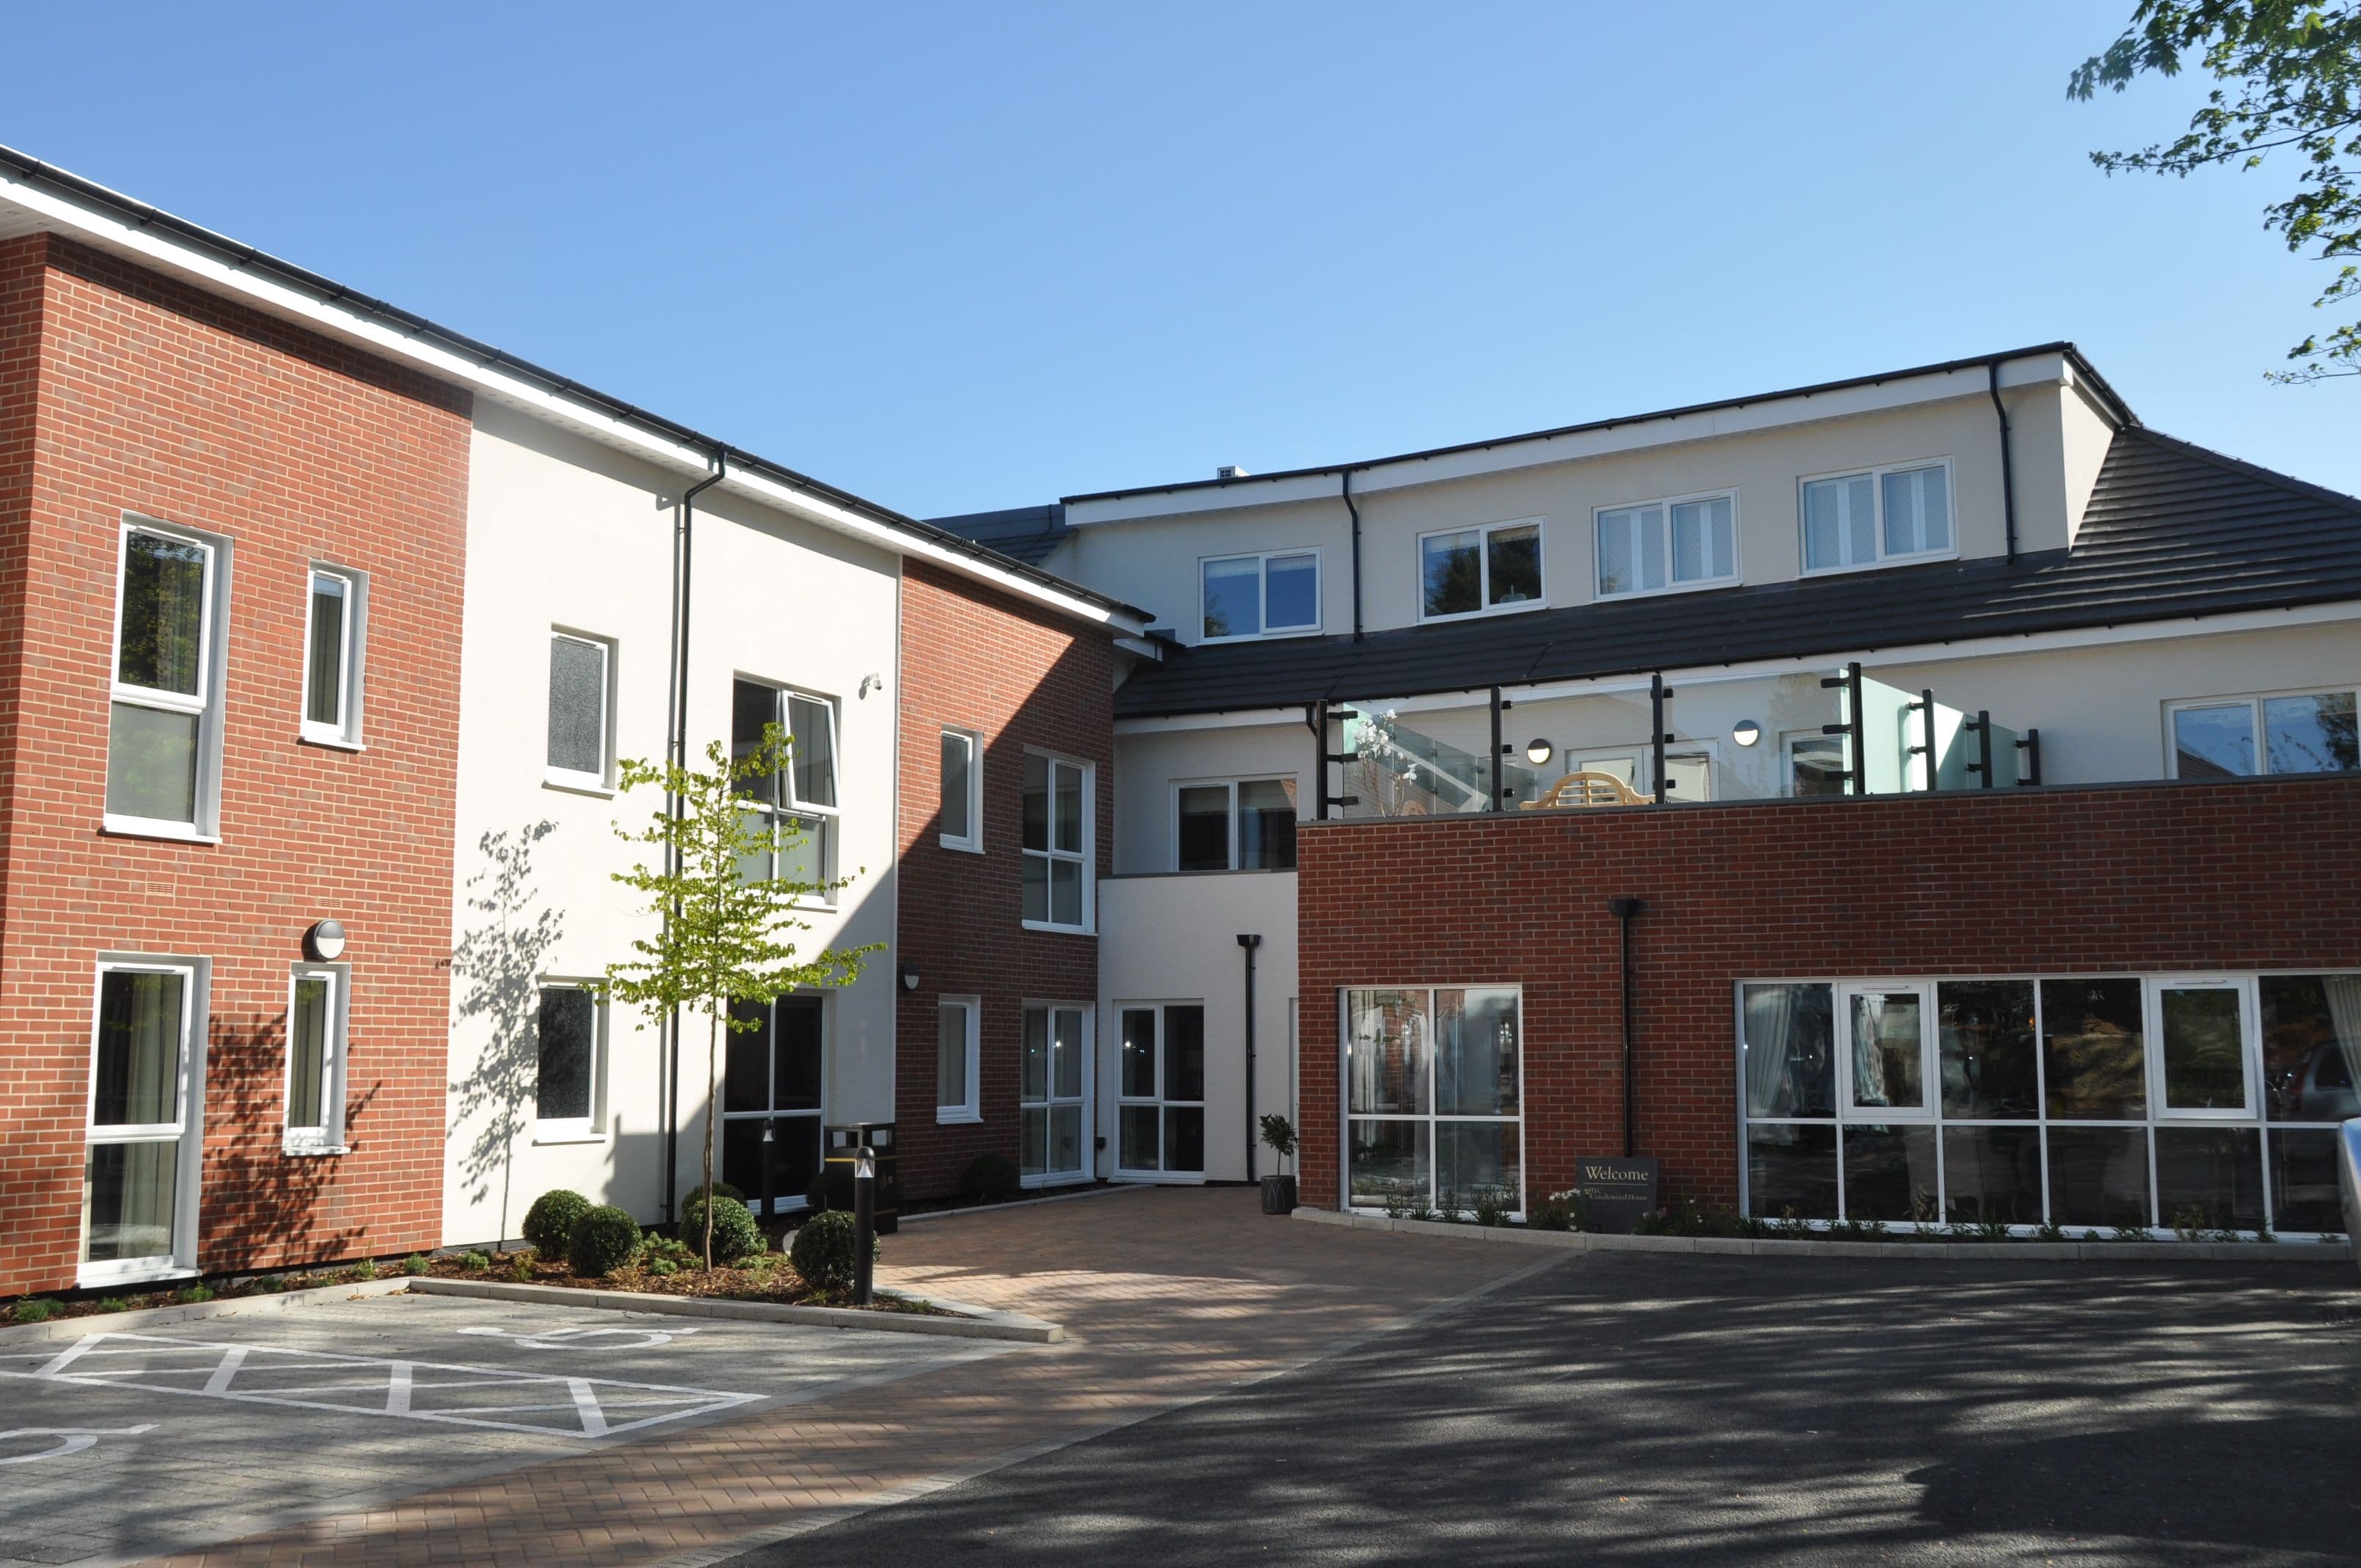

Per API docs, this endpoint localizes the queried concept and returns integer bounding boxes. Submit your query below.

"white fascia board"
[1114,708,1306,736]
[0,175,1139,636]
[1067,355,2083,526]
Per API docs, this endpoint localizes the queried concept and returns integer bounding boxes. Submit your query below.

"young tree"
[2071,2,2361,382]
[605,723,877,1268]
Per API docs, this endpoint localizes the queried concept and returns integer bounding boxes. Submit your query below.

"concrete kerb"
[1292,1205,2353,1265]
[407,1277,1065,1342]
[0,1275,416,1347]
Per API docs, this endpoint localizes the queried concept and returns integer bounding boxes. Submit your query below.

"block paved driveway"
[5,1188,1551,1566]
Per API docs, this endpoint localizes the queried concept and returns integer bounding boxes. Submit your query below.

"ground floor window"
[1021,1003,1090,1184]
[1343,987,1522,1216]
[534,980,603,1139]
[1738,973,2359,1234]
[722,993,824,1212]
[1116,1002,1205,1176]
[937,996,980,1123]
[285,964,350,1153]
[85,957,202,1282]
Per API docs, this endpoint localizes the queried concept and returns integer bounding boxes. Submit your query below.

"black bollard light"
[760,1117,777,1232]
[852,1144,876,1305]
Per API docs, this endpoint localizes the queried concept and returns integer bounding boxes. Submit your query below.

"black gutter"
[1236,934,1262,1180]
[1062,344,2139,505]
[1342,470,1363,642]
[661,454,727,1228]
[1989,363,2019,565]
[0,142,1147,625]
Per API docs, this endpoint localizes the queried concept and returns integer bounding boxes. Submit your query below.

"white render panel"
[445,404,901,1246]
[1098,872,1298,1186]
[1114,723,1310,874]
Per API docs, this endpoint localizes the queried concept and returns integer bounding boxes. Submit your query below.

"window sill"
[1021,920,1095,937]
[1594,575,1741,603]
[101,816,221,846]
[298,730,366,752]
[1799,549,1959,578]
[939,838,985,854]
[77,1260,197,1290]
[1199,626,1324,645]
[935,1109,984,1125]
[532,1128,607,1146]
[283,1142,351,1158]
[543,775,617,799]
[1416,597,1549,627]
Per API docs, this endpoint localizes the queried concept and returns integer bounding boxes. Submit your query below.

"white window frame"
[1592,490,1740,600]
[940,727,984,853]
[282,962,351,1155]
[1798,458,1957,575]
[1782,730,1851,796]
[2146,974,2260,1122]
[543,629,617,794]
[935,995,982,1124]
[532,976,608,1144]
[1019,1001,1094,1188]
[106,515,232,843]
[1198,549,1323,642]
[1415,518,1548,624]
[738,678,844,907]
[2164,687,2361,780]
[1113,1000,1209,1183]
[1170,774,1299,872]
[1837,981,1937,1122]
[1341,984,1526,1219]
[1022,749,1094,934]
[81,954,209,1288]
[298,564,367,749]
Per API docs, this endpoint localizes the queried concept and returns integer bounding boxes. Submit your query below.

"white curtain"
[2321,974,2361,1099]
[1744,984,1798,1119]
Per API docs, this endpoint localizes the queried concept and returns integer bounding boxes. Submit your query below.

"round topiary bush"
[958,1152,1021,1205]
[788,1208,875,1293]
[567,1205,642,1277]
[681,1192,764,1264]
[522,1188,592,1255]
[681,1180,744,1208]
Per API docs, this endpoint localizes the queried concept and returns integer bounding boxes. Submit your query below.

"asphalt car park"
[0,1291,1018,1567]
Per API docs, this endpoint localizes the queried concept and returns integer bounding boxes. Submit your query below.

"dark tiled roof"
[1112,427,2361,718]
[927,504,1070,566]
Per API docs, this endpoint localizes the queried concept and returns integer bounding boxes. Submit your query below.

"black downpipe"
[1489,686,1504,811]
[1237,934,1263,1179]
[1342,471,1363,642]
[661,451,728,1227]
[1988,362,2018,566]
[1607,898,1644,1156]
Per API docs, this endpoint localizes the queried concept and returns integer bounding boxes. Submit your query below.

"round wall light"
[1730,719,1763,748]
[899,962,921,992]
[1524,738,1554,766]
[305,919,347,962]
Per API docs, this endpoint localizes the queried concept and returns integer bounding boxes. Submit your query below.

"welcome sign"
[1575,1155,1660,1233]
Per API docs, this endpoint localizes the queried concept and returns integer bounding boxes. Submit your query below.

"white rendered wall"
[1113,723,1311,874]
[445,404,902,1246]
[1097,871,1298,1186]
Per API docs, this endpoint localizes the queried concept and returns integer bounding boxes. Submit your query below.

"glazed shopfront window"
[1345,987,1522,1216]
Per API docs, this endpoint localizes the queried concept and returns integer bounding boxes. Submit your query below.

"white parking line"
[0,1334,760,1440]
[0,1424,157,1464]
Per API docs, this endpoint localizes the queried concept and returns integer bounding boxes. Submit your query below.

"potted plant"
[1258,1114,1299,1215]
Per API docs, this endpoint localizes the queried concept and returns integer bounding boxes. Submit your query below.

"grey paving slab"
[0,1291,1020,1568]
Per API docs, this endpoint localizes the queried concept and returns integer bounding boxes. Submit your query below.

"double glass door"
[1117,1003,1206,1177]
[1021,1003,1089,1184]
[722,994,824,1212]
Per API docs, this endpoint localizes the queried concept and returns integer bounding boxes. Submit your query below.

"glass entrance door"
[84,961,199,1283]
[1021,1003,1089,1185]
[721,994,824,1212]
[1116,1003,1205,1177]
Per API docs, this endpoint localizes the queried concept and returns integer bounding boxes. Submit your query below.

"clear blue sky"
[7,3,2354,518]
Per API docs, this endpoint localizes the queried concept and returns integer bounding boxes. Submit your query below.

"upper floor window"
[940,728,982,852]
[1202,551,1320,640]
[1802,461,1952,573]
[284,963,349,1154]
[1023,752,1091,932]
[1175,777,1298,871]
[2169,689,2359,780]
[733,678,840,892]
[300,566,366,747]
[546,631,615,791]
[1595,493,1736,598]
[1421,519,1542,620]
[107,518,229,838]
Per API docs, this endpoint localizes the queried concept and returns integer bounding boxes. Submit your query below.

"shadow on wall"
[200,1013,382,1269]
[448,821,562,1248]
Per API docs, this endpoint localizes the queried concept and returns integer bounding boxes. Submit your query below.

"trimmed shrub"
[11,1298,62,1323]
[97,1296,131,1313]
[402,1253,431,1276]
[681,1180,744,1209]
[789,1208,875,1293]
[567,1207,642,1277]
[351,1257,378,1280]
[175,1284,214,1304]
[523,1188,592,1255]
[683,1193,764,1263]
[958,1153,1021,1205]
[805,1164,856,1213]
[463,1249,493,1272]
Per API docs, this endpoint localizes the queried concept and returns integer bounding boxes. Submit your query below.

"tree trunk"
[703,1006,718,1270]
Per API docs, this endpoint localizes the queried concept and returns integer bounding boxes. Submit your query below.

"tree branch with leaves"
[2071,1,2361,382]
[603,722,878,1268]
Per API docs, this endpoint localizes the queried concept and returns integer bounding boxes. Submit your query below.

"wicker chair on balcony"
[1519,770,1655,810]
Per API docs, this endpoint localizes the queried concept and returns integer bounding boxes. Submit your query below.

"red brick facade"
[0,236,471,1294]
[1296,776,2361,1213]
[893,559,1114,1201]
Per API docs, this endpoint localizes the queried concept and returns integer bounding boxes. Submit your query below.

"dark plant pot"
[1260,1174,1298,1215]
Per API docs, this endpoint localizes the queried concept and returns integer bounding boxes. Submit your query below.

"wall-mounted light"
[1524,738,1554,766]
[899,962,920,992]
[305,919,347,962]
[858,672,885,699]
[1730,719,1762,748]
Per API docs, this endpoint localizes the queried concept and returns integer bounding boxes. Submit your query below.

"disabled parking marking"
[0,1333,760,1440]
[0,1424,157,1463]
[454,1323,707,1351]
